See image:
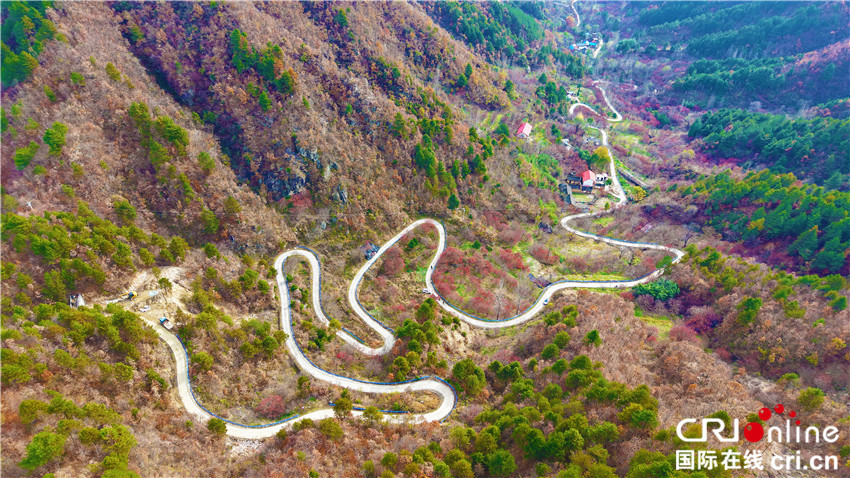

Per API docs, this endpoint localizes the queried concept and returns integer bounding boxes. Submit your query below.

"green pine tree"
[43,122,68,155]
[811,238,846,273]
[448,193,460,210]
[258,91,272,111]
[787,226,819,261]
[390,113,408,139]
[18,430,66,471]
[13,141,39,170]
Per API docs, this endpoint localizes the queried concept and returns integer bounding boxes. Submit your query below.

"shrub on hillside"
[497,249,527,271]
[380,246,405,276]
[633,279,680,301]
[255,395,287,419]
[669,325,701,345]
[530,243,558,265]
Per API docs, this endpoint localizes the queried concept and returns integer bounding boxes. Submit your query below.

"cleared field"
[635,311,673,338]
[594,216,614,227]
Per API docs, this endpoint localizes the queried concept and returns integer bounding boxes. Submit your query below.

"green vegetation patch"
[1,1,61,87]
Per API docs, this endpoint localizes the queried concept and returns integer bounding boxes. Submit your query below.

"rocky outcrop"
[260,144,326,200]
[331,184,348,204]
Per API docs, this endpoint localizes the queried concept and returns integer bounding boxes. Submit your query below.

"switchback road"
[142,17,684,438]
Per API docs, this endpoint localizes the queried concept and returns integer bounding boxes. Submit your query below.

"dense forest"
[688,109,850,184]
[424,1,544,64]
[609,1,850,110]
[681,170,849,275]
[646,3,847,59]
[1,1,62,87]
[423,1,588,78]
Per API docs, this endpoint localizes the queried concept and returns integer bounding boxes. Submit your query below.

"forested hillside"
[688,110,849,184]
[607,1,850,111]
[682,170,850,275]
[1,1,848,477]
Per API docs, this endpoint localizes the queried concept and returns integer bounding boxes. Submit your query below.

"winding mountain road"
[592,40,603,59]
[553,1,581,28]
[569,81,623,122]
[139,19,685,438]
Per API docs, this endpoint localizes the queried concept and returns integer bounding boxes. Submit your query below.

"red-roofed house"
[516,122,532,138]
[581,170,595,188]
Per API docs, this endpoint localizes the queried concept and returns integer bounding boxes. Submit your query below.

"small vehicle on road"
[543,299,549,305]
[159,316,174,331]
[421,288,431,294]
[139,305,151,313]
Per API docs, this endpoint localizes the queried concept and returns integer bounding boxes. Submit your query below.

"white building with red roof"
[581,170,596,188]
[516,122,532,138]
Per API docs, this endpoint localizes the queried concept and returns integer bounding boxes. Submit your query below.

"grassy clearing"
[560,272,629,281]
[516,152,559,191]
[480,112,504,132]
[591,288,628,296]
[619,133,642,148]
[481,111,492,127]
[532,125,548,144]
[634,307,673,337]
[460,241,482,251]
[492,113,503,129]
[512,237,533,255]
[556,240,610,256]
[594,216,614,227]
[504,318,544,337]
[614,130,650,156]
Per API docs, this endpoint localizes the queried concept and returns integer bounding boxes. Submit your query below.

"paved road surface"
[553,1,581,28]
[569,82,622,122]
[139,26,685,438]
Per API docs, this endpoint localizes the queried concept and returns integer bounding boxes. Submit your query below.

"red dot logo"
[743,422,764,442]
[774,404,784,414]
[789,411,796,418]
[758,407,772,421]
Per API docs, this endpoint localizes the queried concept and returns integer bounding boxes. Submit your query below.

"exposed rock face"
[331,184,348,205]
[262,169,309,199]
[260,145,323,199]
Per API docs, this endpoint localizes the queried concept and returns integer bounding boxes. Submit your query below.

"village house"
[528,273,551,289]
[583,136,602,147]
[634,223,654,234]
[565,173,582,186]
[516,122,532,139]
[68,293,85,308]
[570,40,598,53]
[581,170,595,193]
[595,172,609,186]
